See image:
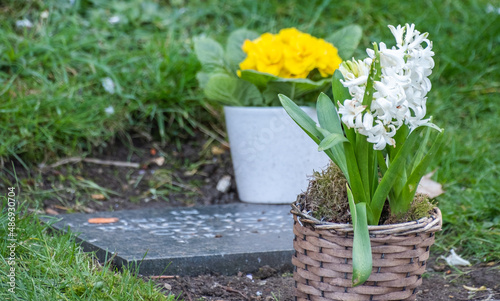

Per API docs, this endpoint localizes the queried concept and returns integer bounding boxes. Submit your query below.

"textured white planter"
[224,106,330,204]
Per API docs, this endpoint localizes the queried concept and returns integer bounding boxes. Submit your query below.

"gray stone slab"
[43,203,294,276]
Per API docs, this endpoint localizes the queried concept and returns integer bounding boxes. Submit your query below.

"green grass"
[0,0,499,299]
[0,200,173,300]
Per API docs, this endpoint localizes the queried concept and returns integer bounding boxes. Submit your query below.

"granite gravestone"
[44,203,294,276]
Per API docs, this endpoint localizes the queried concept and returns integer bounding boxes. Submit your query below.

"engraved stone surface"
[43,203,294,276]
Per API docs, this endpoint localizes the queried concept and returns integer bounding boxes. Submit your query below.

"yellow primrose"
[315,39,342,77]
[239,28,342,79]
[240,33,284,76]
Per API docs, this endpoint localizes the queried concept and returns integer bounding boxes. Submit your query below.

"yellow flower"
[239,28,342,79]
[282,32,318,78]
[315,39,342,77]
[239,33,284,76]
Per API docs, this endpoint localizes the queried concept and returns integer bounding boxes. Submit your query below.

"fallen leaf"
[417,171,444,198]
[91,194,106,200]
[45,208,59,215]
[216,175,232,193]
[54,205,70,211]
[440,249,471,266]
[211,145,226,155]
[152,156,165,166]
[88,217,119,224]
[82,207,96,214]
[463,285,487,292]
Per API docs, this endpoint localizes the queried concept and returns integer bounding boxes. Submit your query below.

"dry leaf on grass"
[463,285,487,292]
[211,145,226,155]
[91,194,106,200]
[87,217,119,224]
[45,208,59,215]
[416,171,444,198]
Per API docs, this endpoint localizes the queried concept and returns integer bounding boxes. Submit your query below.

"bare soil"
[7,131,499,301]
[154,258,500,301]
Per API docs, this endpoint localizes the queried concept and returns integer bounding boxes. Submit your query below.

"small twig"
[83,158,140,168]
[42,157,140,169]
[219,285,250,300]
[149,275,178,279]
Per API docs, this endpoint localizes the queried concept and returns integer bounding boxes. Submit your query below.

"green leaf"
[278,94,323,144]
[355,132,371,204]
[196,71,211,89]
[316,93,348,176]
[204,74,263,106]
[331,69,351,106]
[318,133,349,151]
[347,184,357,229]
[325,24,363,60]
[398,130,445,211]
[344,141,367,205]
[361,45,379,108]
[193,36,225,67]
[370,127,425,222]
[351,202,373,287]
[317,93,342,134]
[225,29,259,70]
[239,69,279,90]
[264,77,330,105]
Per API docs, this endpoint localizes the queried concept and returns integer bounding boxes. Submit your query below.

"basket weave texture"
[291,204,442,301]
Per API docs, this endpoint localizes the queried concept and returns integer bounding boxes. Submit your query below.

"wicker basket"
[291,203,442,301]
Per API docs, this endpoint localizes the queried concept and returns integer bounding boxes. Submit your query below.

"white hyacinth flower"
[339,23,438,150]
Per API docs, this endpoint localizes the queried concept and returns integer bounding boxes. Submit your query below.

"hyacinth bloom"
[239,28,342,79]
[338,23,439,150]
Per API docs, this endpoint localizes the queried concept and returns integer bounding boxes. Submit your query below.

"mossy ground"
[300,162,436,225]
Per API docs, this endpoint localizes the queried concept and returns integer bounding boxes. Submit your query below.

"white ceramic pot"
[224,106,330,204]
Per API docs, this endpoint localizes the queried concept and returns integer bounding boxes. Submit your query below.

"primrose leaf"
[204,74,263,106]
[326,24,363,60]
[226,29,259,70]
[193,36,225,67]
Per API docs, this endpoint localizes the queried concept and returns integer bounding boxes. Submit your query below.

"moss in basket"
[301,162,436,225]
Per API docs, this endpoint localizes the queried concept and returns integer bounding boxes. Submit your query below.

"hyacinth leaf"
[318,133,349,151]
[346,186,372,287]
[370,126,425,223]
[361,46,379,108]
[278,94,323,144]
[317,93,342,134]
[331,70,356,144]
[325,24,363,60]
[408,126,432,174]
[355,133,371,204]
[204,74,263,106]
[239,70,279,90]
[225,29,259,71]
[397,130,445,212]
[193,36,225,67]
[347,184,357,229]
[344,141,368,207]
[316,92,349,176]
[331,70,350,107]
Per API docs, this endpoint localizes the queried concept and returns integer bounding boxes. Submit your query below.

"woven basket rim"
[291,203,442,235]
